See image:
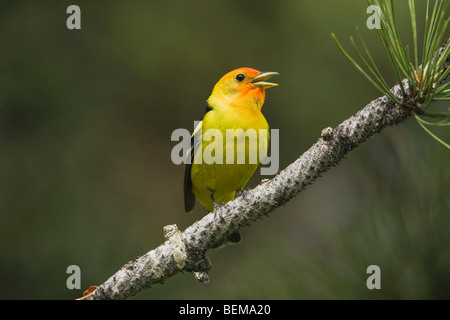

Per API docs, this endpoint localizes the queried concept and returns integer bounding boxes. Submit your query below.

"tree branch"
[78,85,408,300]
[80,41,449,300]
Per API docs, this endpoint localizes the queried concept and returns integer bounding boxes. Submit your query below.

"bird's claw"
[235,189,245,198]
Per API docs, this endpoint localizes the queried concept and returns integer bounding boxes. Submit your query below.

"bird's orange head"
[207,67,278,111]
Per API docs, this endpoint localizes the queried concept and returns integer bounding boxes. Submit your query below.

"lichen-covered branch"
[79,81,414,300]
[80,40,449,299]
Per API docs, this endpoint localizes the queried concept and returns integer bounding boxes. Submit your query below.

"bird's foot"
[213,201,223,220]
[213,201,221,212]
[209,190,224,220]
[235,189,245,198]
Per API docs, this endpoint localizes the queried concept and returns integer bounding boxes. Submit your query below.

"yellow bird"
[184,68,278,240]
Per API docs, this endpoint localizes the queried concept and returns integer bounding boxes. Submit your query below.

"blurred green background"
[0,0,449,299]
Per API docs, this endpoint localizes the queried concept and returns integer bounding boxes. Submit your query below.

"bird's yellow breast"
[190,104,269,211]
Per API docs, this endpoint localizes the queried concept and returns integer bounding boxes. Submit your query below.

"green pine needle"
[332,0,450,148]
[416,116,450,149]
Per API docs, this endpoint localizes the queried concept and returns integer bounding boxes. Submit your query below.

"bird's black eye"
[235,73,245,82]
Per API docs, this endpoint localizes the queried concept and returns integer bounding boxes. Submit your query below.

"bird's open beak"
[251,71,279,89]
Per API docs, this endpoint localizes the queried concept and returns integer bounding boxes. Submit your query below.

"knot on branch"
[194,271,210,283]
[163,224,187,269]
[321,127,333,141]
[165,224,212,281]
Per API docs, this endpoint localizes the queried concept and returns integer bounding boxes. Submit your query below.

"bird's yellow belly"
[191,122,268,212]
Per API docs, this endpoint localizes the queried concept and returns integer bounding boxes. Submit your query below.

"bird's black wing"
[184,105,213,212]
